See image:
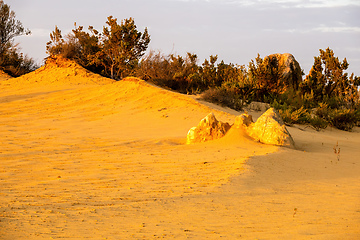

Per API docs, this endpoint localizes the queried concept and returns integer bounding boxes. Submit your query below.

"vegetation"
[0,0,37,76]
[136,50,249,95]
[271,48,360,131]
[1,3,358,131]
[136,48,359,131]
[45,24,360,131]
[46,16,150,80]
[137,50,218,94]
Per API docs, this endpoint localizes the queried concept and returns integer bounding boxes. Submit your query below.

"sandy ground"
[0,61,359,239]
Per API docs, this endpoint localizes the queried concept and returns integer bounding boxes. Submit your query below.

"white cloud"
[192,0,360,8]
[313,26,360,33]
[287,25,360,33]
[263,24,360,34]
[295,0,360,8]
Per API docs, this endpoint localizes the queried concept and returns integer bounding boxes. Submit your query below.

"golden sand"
[1,59,359,239]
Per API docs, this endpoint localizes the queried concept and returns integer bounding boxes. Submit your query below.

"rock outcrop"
[187,108,295,148]
[264,53,302,91]
[247,108,295,148]
[245,101,270,112]
[233,113,253,128]
[186,112,231,144]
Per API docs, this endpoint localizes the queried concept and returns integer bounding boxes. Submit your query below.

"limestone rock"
[245,101,270,112]
[264,53,302,91]
[233,113,253,128]
[186,109,295,148]
[186,112,231,144]
[248,108,295,148]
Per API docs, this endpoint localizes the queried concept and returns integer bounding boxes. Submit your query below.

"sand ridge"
[1,59,359,239]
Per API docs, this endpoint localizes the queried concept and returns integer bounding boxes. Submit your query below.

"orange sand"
[1,60,359,239]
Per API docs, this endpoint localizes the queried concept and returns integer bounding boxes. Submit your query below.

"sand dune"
[1,59,359,239]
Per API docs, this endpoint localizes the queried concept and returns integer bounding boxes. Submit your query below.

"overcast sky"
[7,0,360,76]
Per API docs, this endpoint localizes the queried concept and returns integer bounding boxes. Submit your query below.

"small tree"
[136,50,172,82]
[46,17,151,80]
[201,55,218,87]
[71,24,101,70]
[101,16,150,79]
[46,26,64,56]
[0,0,30,55]
[0,1,36,76]
[248,54,286,94]
[47,24,102,73]
[301,47,360,107]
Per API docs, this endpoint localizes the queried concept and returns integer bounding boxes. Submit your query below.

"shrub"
[327,108,358,131]
[136,51,204,94]
[202,87,245,111]
[308,115,328,131]
[314,103,358,131]
[271,100,307,125]
[0,1,37,76]
[280,107,308,125]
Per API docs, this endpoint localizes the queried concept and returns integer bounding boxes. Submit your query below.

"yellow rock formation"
[244,108,295,148]
[186,112,231,144]
[188,108,295,148]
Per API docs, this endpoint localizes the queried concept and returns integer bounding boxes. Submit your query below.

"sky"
[6,0,360,76]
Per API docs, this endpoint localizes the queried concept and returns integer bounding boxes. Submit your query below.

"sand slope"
[0,59,359,239]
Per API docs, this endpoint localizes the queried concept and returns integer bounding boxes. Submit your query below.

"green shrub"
[327,108,358,131]
[314,103,358,131]
[281,107,308,124]
[271,100,308,125]
[308,115,328,131]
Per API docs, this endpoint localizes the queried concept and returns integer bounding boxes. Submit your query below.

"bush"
[280,107,308,125]
[0,47,38,76]
[136,51,204,94]
[202,87,245,111]
[327,108,358,131]
[314,103,359,131]
[271,100,307,124]
[0,1,37,76]
[308,115,328,131]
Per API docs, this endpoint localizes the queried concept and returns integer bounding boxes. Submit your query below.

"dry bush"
[202,87,245,111]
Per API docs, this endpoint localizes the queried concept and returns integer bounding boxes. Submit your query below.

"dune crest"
[1,56,114,90]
